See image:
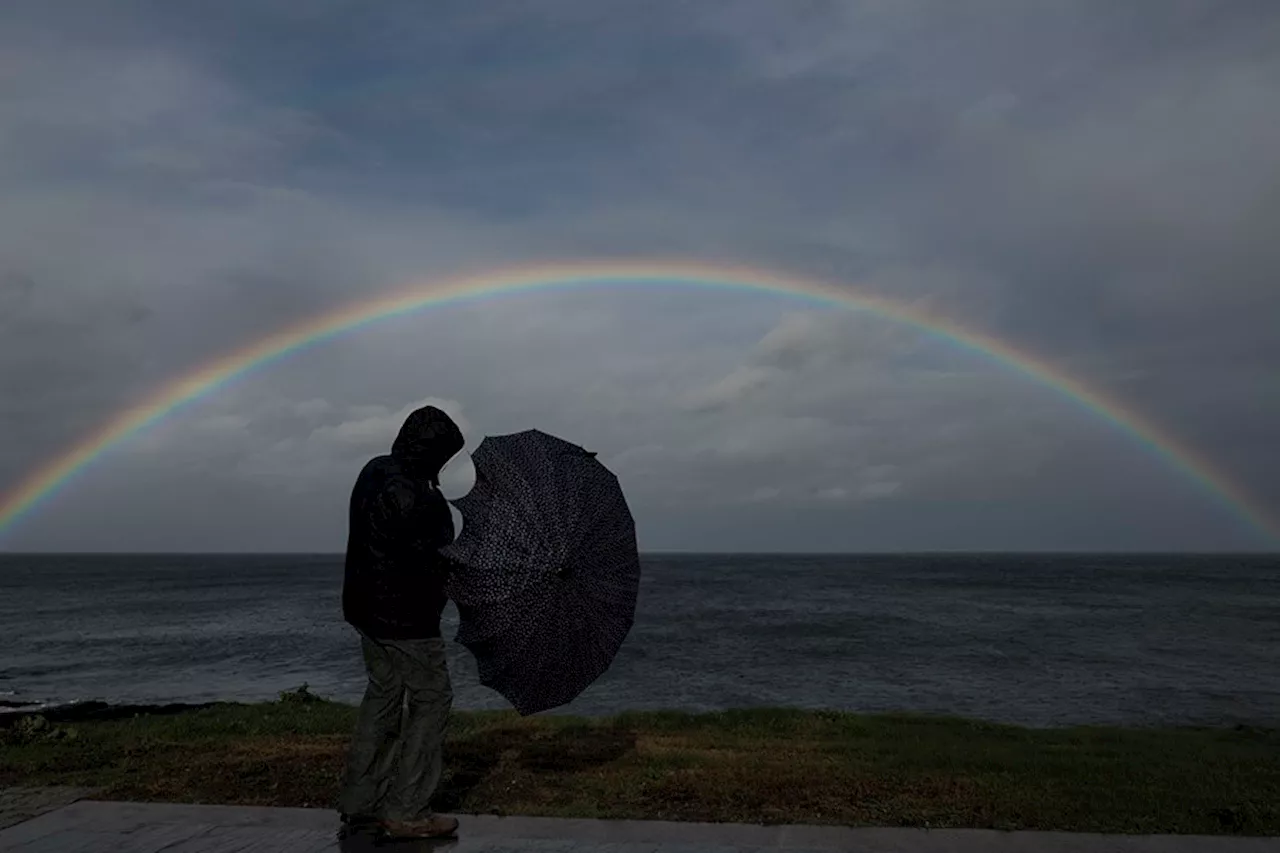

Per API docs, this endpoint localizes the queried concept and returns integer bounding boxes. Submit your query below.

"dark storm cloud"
[1,0,1277,550]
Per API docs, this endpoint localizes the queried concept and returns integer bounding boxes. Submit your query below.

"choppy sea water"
[1,553,1277,727]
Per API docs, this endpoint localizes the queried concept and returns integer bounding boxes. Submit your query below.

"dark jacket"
[342,406,465,639]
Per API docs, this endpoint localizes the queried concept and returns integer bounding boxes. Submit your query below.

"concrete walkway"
[0,787,94,832]
[0,800,1278,853]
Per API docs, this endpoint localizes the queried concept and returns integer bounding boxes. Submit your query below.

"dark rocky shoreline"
[0,700,219,727]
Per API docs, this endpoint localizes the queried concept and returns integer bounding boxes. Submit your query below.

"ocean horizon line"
[1,549,1277,558]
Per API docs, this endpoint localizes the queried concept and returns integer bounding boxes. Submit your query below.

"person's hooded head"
[391,405,465,487]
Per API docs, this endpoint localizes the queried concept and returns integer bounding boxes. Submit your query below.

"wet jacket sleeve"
[371,474,454,566]
[412,487,456,553]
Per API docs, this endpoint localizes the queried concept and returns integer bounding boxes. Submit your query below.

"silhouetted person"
[338,405,464,840]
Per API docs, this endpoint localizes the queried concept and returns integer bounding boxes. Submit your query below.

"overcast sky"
[2,0,1278,552]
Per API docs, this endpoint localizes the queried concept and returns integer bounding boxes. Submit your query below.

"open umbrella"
[441,429,640,715]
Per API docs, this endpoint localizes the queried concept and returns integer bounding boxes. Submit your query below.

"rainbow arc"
[0,261,1274,545]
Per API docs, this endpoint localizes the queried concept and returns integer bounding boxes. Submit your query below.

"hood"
[391,405,465,483]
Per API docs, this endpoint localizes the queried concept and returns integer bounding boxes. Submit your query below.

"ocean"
[1,553,1277,728]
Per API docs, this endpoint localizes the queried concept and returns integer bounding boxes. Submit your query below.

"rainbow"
[0,260,1275,545]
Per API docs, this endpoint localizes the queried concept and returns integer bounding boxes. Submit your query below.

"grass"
[2,689,1278,835]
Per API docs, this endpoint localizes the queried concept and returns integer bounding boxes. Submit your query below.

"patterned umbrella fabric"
[441,429,640,715]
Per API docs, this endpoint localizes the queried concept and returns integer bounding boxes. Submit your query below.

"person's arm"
[414,486,455,552]
[370,473,455,569]
[399,482,456,574]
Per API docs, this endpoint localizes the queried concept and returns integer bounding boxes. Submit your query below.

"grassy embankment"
[2,686,1278,835]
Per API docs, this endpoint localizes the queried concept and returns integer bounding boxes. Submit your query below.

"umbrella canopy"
[441,429,640,715]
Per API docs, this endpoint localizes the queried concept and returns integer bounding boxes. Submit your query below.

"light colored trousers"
[338,632,453,822]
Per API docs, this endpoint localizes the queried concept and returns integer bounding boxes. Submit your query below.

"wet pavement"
[0,788,95,832]
[1,799,1278,852]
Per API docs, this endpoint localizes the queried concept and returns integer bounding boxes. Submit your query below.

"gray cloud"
[1,0,1277,551]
